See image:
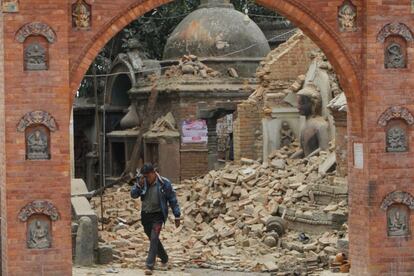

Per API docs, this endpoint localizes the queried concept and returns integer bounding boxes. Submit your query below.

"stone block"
[71,178,89,197]
[75,216,94,266]
[97,245,114,265]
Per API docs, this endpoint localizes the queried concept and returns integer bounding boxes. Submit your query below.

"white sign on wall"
[353,143,364,169]
[181,119,208,144]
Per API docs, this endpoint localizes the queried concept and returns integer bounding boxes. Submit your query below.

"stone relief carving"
[17,111,58,132]
[72,0,91,29]
[378,106,414,127]
[26,128,49,160]
[387,205,409,237]
[377,22,414,43]
[18,200,60,222]
[385,43,405,69]
[338,0,357,32]
[24,42,47,70]
[280,121,294,147]
[381,191,414,211]
[27,219,51,249]
[387,126,408,152]
[15,22,56,43]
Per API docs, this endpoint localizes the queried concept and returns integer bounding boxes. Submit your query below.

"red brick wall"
[2,1,72,275]
[180,147,209,181]
[8,0,414,274]
[0,11,6,275]
[352,2,414,274]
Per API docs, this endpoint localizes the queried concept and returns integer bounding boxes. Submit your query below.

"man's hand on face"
[174,218,180,228]
[138,176,145,187]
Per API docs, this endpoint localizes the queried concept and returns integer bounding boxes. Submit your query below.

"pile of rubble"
[91,144,349,275]
[165,55,220,78]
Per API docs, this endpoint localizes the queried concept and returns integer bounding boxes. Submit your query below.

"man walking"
[131,163,181,275]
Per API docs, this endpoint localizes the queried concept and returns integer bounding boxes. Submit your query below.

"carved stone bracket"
[381,191,414,211]
[18,200,60,222]
[17,111,58,132]
[15,22,57,43]
[378,106,414,127]
[377,22,414,43]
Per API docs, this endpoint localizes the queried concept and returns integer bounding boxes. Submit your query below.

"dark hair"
[140,163,155,174]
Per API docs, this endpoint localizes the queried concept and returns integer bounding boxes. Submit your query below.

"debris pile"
[91,143,349,275]
[165,55,220,78]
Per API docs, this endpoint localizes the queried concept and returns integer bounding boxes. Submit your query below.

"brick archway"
[4,1,414,275]
[69,0,362,133]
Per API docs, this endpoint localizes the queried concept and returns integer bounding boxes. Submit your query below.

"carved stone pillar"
[328,93,348,177]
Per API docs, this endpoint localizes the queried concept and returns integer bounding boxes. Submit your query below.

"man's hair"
[140,163,155,174]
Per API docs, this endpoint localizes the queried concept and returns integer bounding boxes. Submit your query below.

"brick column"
[1,1,72,275]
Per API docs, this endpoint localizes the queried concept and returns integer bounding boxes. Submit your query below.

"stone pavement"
[73,266,271,276]
[73,266,348,276]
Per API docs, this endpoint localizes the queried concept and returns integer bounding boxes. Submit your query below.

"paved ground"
[73,266,271,276]
[73,266,349,276]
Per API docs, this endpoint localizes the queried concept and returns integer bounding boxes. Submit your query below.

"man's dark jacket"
[130,174,181,223]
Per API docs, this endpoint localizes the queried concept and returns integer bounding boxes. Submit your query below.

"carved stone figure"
[293,83,330,157]
[387,206,409,237]
[27,219,51,249]
[387,126,407,152]
[280,121,294,147]
[27,129,49,160]
[24,43,47,70]
[338,1,357,32]
[72,0,91,29]
[385,43,405,69]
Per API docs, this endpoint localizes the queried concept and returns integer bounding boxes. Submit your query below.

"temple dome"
[163,0,270,60]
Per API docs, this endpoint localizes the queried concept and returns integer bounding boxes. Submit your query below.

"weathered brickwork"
[260,32,319,81]
[2,0,414,275]
[233,102,262,161]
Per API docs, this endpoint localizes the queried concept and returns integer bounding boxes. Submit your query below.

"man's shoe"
[144,269,153,275]
[159,262,170,271]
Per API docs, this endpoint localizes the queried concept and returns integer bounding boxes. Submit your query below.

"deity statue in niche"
[292,83,329,158]
[386,126,407,152]
[72,0,91,29]
[280,121,294,147]
[387,205,409,237]
[26,128,49,160]
[24,42,47,70]
[385,43,405,69]
[338,1,357,32]
[27,219,51,249]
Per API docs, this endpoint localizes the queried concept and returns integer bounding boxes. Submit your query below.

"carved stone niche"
[378,106,413,153]
[17,110,57,160]
[338,0,357,32]
[25,125,50,160]
[18,200,60,249]
[72,0,92,30]
[386,120,408,153]
[27,215,52,249]
[384,39,407,69]
[381,191,414,237]
[15,22,56,71]
[24,41,47,71]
